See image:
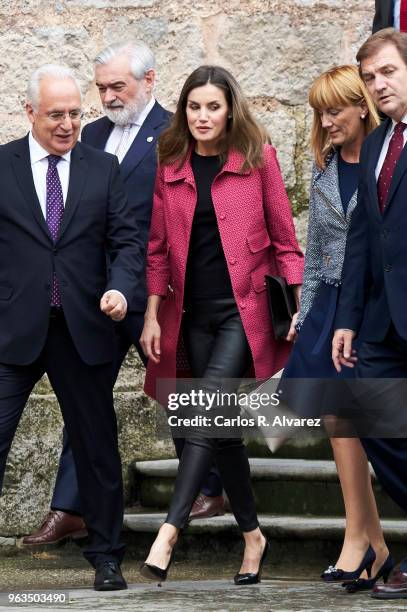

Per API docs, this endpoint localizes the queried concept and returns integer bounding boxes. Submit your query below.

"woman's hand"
[286,312,299,343]
[140,317,162,363]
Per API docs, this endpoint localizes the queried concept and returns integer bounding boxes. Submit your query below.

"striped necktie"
[115,124,132,163]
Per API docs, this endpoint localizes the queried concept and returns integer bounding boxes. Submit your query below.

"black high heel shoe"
[321,545,375,582]
[140,549,175,586]
[234,538,270,585]
[343,554,395,593]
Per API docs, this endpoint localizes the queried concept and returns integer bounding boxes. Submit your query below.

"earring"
[361,114,366,119]
[228,114,232,119]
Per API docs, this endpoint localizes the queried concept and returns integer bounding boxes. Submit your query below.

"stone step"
[122,511,407,565]
[124,511,407,542]
[133,458,403,518]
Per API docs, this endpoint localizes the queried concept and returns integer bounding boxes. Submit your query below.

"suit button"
[219,213,226,220]
[382,230,388,239]
[229,257,237,265]
[53,248,58,255]
[384,264,392,272]
[239,301,246,308]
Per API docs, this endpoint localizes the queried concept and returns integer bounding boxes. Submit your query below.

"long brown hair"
[309,65,379,169]
[158,65,268,172]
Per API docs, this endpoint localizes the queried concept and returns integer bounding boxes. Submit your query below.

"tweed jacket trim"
[296,151,358,328]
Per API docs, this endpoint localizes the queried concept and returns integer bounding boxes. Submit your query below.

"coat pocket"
[251,263,270,293]
[247,228,271,253]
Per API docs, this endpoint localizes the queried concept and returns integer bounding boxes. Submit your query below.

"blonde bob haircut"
[309,65,379,169]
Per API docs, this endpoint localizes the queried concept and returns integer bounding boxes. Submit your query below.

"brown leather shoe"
[22,510,88,546]
[371,567,407,599]
[189,494,225,520]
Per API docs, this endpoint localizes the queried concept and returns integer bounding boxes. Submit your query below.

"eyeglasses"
[46,110,84,122]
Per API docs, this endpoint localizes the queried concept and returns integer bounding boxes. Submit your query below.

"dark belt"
[49,306,64,319]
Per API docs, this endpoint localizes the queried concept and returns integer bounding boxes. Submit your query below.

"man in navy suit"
[333,28,407,599]
[0,64,143,589]
[24,41,225,547]
[373,1,407,33]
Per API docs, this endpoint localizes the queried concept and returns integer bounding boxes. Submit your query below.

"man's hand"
[332,328,357,372]
[100,291,127,321]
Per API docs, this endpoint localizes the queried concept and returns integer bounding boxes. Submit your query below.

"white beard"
[104,90,149,126]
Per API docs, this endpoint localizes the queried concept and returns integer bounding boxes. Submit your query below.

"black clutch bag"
[265,275,297,340]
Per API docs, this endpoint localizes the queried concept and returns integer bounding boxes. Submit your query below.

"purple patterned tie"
[46,155,64,307]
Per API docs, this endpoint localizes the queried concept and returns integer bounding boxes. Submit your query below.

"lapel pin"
[146,136,154,142]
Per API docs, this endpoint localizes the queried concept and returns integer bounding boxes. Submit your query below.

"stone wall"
[1,0,374,210]
[0,0,375,534]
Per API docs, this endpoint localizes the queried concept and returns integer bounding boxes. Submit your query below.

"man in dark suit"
[23,42,225,548]
[333,29,407,599]
[0,64,143,589]
[373,0,407,33]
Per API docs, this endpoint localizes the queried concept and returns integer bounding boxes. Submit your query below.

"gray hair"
[27,64,82,110]
[94,41,155,79]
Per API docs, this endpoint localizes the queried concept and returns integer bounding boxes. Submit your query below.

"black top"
[338,154,360,215]
[184,150,234,301]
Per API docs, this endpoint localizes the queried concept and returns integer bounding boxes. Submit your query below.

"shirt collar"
[128,95,156,127]
[29,131,72,164]
[389,113,407,135]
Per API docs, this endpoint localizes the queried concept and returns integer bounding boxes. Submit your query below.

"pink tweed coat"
[144,144,304,403]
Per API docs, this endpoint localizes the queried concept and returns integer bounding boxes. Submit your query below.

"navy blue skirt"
[279,282,357,417]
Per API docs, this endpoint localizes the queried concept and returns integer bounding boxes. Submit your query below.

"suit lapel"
[87,117,113,150]
[314,152,346,221]
[120,103,167,181]
[385,136,407,213]
[57,142,88,241]
[11,136,53,242]
[367,120,389,220]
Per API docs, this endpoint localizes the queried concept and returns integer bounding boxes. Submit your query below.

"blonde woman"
[283,65,393,592]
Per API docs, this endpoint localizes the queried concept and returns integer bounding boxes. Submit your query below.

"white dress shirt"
[28,131,127,309]
[104,96,156,160]
[29,131,71,217]
[375,113,407,180]
[394,0,401,29]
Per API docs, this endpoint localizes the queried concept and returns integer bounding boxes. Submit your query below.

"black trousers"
[357,324,407,514]
[166,298,259,532]
[0,313,124,567]
[51,312,223,513]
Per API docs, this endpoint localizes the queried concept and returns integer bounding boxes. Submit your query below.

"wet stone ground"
[1,552,407,611]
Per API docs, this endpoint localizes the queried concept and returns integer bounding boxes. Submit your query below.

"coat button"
[239,301,246,308]
[381,229,388,239]
[219,213,226,220]
[384,264,392,272]
[229,257,237,265]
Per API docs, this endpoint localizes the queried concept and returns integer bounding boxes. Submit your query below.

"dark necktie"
[46,154,64,306]
[401,0,407,32]
[377,122,407,213]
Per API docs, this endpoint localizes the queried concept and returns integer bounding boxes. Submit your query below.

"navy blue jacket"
[81,101,171,312]
[0,136,143,365]
[335,118,407,341]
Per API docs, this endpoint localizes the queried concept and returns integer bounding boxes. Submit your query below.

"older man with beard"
[23,41,225,552]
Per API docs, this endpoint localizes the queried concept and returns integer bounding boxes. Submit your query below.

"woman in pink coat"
[140,65,304,584]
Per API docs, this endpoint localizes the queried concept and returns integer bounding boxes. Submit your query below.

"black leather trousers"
[165,298,259,532]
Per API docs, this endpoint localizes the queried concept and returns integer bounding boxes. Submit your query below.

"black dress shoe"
[234,539,270,585]
[94,561,127,591]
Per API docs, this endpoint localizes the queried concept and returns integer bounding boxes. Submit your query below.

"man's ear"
[144,69,155,94]
[25,102,35,126]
